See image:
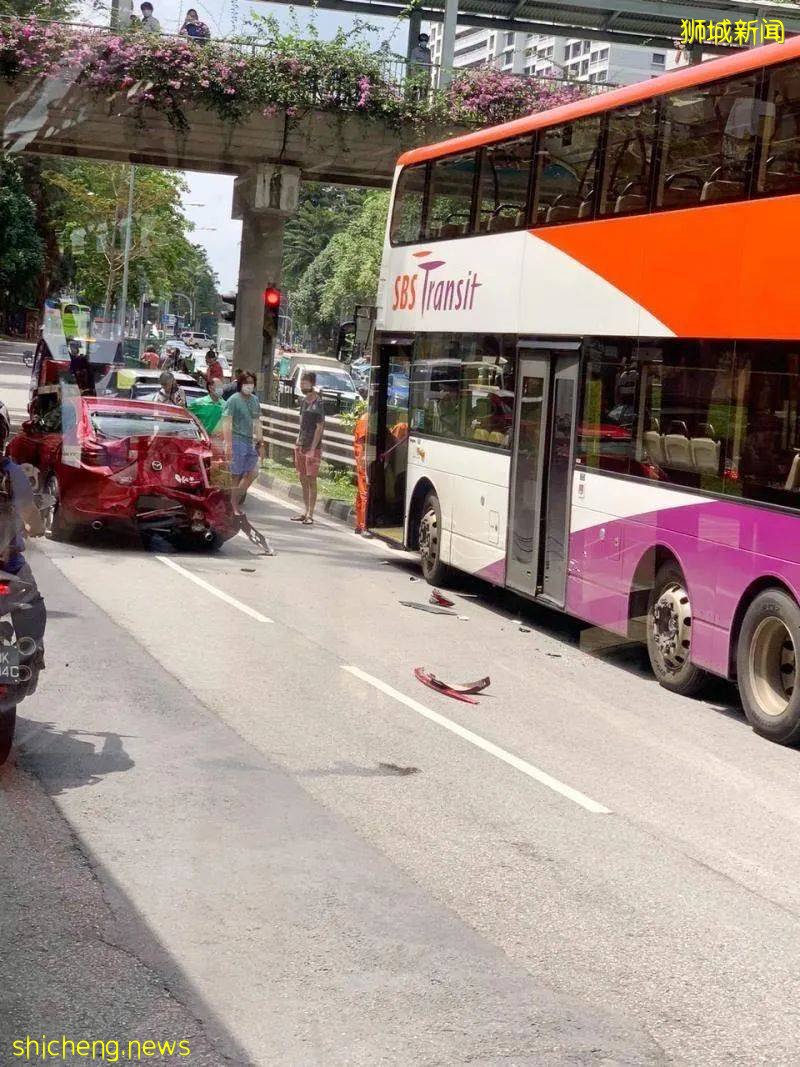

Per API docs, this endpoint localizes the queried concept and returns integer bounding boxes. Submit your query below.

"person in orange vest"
[353,410,368,534]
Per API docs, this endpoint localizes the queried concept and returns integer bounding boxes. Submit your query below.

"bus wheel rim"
[748,616,795,718]
[420,508,438,565]
[652,580,692,672]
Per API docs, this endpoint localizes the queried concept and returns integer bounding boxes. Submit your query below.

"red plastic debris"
[413,668,490,704]
[429,589,455,608]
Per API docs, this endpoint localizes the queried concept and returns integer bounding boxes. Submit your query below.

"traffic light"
[264,286,281,337]
[220,292,237,324]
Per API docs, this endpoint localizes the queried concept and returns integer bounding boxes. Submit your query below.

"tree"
[292,191,388,344]
[283,183,367,291]
[44,162,214,319]
[0,154,43,316]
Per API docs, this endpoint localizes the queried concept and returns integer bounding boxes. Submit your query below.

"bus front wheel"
[419,493,448,585]
[646,563,707,697]
[737,589,800,745]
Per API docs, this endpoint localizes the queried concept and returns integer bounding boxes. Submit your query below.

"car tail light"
[0,582,10,595]
[81,442,108,467]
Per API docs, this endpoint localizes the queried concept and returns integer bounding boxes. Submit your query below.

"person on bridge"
[353,409,368,534]
[180,9,210,41]
[223,371,263,515]
[292,372,325,527]
[138,2,161,32]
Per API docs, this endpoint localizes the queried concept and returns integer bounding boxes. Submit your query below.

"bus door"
[506,341,580,606]
[366,333,413,544]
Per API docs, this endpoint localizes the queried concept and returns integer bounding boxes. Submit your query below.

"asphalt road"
[3,358,800,1064]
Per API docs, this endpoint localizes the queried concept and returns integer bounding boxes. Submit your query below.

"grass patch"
[262,456,356,505]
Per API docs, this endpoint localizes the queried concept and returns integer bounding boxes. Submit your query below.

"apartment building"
[428,24,673,86]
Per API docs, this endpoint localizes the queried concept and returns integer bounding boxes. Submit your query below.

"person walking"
[180,8,210,40]
[292,371,325,526]
[138,2,161,31]
[222,371,262,514]
[353,408,368,534]
[189,377,225,435]
[141,344,160,370]
[154,370,186,407]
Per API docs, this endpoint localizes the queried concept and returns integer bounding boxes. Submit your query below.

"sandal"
[290,514,306,522]
[302,517,314,525]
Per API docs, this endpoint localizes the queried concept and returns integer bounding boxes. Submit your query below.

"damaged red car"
[9,397,239,549]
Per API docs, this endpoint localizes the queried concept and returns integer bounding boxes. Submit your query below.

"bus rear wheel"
[419,492,448,585]
[737,589,800,745]
[646,563,707,697]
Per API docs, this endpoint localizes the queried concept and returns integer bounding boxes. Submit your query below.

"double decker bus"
[367,35,800,745]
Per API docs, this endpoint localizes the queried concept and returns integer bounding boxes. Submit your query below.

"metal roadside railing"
[261,403,356,470]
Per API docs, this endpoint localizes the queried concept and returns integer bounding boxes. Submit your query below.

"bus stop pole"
[440,0,458,86]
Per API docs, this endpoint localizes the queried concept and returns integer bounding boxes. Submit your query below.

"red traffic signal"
[264,287,281,309]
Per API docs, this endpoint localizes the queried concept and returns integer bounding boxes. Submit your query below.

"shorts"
[294,447,322,478]
[230,437,259,478]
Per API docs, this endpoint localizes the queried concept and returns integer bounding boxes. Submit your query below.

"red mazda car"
[9,396,239,548]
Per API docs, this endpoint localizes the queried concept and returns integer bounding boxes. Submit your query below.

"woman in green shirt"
[189,378,225,436]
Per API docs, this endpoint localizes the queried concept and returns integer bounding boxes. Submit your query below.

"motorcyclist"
[0,413,46,673]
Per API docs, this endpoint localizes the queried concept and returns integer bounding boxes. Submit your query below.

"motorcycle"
[0,571,44,765]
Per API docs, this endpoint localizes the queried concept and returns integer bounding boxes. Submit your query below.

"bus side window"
[598,101,658,217]
[390,164,427,245]
[757,63,800,197]
[425,153,478,240]
[533,116,602,226]
[656,73,760,210]
[478,137,533,233]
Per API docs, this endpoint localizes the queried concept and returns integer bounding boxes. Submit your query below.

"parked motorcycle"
[0,571,45,765]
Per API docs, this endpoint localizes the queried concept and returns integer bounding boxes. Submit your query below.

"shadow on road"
[14,719,135,795]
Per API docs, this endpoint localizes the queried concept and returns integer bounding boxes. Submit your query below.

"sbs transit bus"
[366,34,800,745]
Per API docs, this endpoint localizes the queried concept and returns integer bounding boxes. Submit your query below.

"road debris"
[378,762,420,776]
[400,601,458,616]
[429,589,455,608]
[413,668,490,704]
[409,576,421,582]
[519,626,531,633]
[239,513,275,556]
[241,568,256,573]
[546,652,562,658]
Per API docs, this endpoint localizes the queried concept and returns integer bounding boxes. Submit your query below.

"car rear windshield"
[90,411,201,439]
[313,371,354,392]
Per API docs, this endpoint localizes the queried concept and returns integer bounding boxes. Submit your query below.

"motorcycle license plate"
[0,646,21,681]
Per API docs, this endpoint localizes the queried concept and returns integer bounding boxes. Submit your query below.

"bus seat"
[701,178,744,202]
[615,192,646,214]
[488,431,505,445]
[488,213,516,233]
[691,437,721,474]
[514,210,526,227]
[473,428,489,442]
[578,192,595,218]
[644,430,665,465]
[664,430,693,469]
[439,222,463,238]
[546,195,580,223]
[785,452,800,492]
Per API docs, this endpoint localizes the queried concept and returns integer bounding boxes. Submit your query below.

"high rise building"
[427,25,672,86]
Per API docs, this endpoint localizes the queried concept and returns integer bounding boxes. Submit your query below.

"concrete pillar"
[406,9,422,61]
[231,164,300,398]
[440,0,458,85]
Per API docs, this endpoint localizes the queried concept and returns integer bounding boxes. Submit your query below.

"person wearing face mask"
[222,371,262,514]
[189,377,225,435]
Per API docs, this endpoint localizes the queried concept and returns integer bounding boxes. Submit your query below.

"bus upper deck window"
[758,65,800,197]
[598,101,658,217]
[390,165,426,245]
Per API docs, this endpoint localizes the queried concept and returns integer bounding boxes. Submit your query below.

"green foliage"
[283,184,367,290]
[44,161,217,315]
[0,154,43,310]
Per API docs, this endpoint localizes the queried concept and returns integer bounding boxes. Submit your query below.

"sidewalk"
[257,469,356,526]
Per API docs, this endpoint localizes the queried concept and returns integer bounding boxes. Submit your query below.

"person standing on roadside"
[223,371,262,514]
[141,344,160,370]
[154,370,186,407]
[189,377,225,436]
[204,348,224,385]
[292,371,325,527]
[353,408,368,534]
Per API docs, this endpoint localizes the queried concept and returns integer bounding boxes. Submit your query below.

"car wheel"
[0,707,16,766]
[419,493,448,586]
[737,589,800,745]
[646,562,708,696]
[44,473,68,542]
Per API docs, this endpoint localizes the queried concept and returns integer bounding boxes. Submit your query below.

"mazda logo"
[151,460,163,472]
